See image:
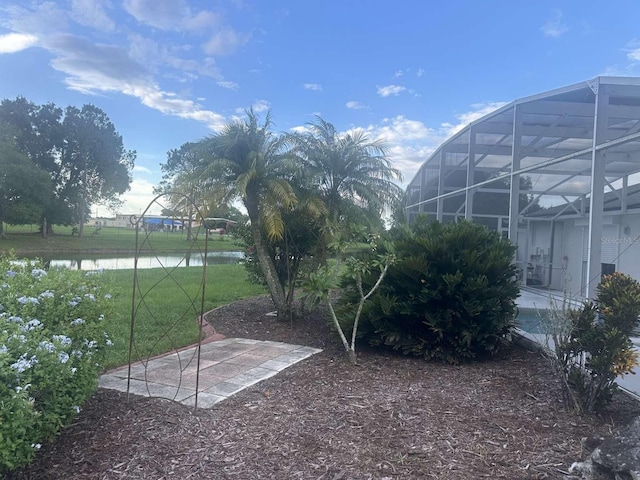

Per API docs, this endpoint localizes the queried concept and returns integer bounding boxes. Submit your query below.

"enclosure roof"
[406,76,640,213]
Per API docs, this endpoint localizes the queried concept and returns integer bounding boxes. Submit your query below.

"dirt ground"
[12,296,640,479]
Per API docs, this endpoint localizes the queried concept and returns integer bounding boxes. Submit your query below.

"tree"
[0,98,134,237]
[292,117,403,223]
[61,105,134,237]
[303,231,394,363]
[0,124,51,237]
[196,110,298,320]
[0,97,65,236]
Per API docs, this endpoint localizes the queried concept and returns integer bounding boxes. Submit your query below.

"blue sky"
[2,0,640,215]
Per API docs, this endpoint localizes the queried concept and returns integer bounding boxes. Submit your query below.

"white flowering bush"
[0,255,113,473]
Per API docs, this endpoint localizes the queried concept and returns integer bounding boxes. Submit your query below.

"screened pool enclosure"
[405,77,640,299]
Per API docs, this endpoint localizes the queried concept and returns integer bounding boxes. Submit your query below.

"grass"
[100,264,266,370]
[0,224,241,255]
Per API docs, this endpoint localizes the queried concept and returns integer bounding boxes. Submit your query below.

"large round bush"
[336,219,519,363]
[0,256,113,473]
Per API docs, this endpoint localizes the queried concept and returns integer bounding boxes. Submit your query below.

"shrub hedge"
[336,219,519,363]
[0,255,113,473]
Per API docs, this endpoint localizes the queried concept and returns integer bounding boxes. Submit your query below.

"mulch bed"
[12,296,640,479]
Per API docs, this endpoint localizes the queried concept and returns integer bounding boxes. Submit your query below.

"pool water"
[514,309,548,334]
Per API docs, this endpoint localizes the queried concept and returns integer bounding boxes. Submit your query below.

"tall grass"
[0,225,240,255]
[100,265,265,369]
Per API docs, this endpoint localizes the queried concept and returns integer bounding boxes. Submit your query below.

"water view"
[38,252,244,270]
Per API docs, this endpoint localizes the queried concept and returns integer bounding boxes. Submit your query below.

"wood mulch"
[11,296,640,479]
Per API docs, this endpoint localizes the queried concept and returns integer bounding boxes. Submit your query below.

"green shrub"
[0,255,113,474]
[553,273,640,414]
[336,219,519,363]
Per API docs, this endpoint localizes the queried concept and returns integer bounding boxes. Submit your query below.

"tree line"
[158,110,404,321]
[0,97,135,237]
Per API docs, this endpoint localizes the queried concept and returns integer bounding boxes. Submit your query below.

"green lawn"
[100,265,266,369]
[0,224,241,255]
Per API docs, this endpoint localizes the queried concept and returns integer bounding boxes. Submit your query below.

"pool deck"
[515,287,640,400]
[517,287,584,311]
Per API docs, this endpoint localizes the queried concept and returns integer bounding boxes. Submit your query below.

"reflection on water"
[42,252,244,271]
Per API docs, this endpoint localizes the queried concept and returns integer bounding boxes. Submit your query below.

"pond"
[35,252,244,271]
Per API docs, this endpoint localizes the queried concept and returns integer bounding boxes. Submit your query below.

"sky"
[2,0,640,216]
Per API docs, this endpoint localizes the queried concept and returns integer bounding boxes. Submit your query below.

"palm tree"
[196,110,298,320]
[291,117,403,258]
[292,117,403,223]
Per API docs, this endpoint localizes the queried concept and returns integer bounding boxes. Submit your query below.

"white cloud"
[2,3,69,35]
[203,27,250,56]
[541,10,569,38]
[0,33,38,54]
[603,40,640,75]
[1,1,234,133]
[350,116,441,184]
[252,99,270,112]
[128,34,221,79]
[377,84,406,97]
[441,101,508,136]
[45,34,227,130]
[70,0,115,32]
[290,125,311,134]
[351,102,508,185]
[304,83,323,91]
[417,67,425,77]
[116,178,160,215]
[217,80,239,90]
[123,0,218,32]
[627,41,640,62]
[234,99,271,115]
[346,101,367,110]
[133,165,153,174]
[184,10,219,31]
[393,70,403,78]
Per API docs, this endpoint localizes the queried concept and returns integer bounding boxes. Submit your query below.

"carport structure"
[405,77,640,299]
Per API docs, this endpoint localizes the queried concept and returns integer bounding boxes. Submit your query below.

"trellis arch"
[126,192,212,410]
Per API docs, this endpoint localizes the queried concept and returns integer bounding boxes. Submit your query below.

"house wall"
[549,213,640,297]
[526,221,566,291]
[561,220,586,296]
[615,212,640,280]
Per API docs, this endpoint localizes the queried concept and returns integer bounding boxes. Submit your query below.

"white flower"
[70,318,85,326]
[21,319,42,332]
[17,296,39,305]
[0,344,7,354]
[31,268,47,278]
[72,406,81,414]
[58,352,70,364]
[71,367,77,374]
[11,334,27,343]
[84,293,96,302]
[84,339,97,349]
[31,443,41,450]
[11,355,37,373]
[52,334,72,346]
[38,340,56,353]
[38,290,55,299]
[105,339,113,346]
[68,301,78,307]
[104,294,112,299]
[7,315,23,323]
